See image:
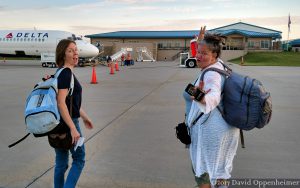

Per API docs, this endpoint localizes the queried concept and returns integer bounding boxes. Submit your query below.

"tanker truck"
[179,38,198,68]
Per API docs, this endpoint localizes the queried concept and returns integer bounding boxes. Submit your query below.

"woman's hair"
[56,39,76,68]
[201,33,226,58]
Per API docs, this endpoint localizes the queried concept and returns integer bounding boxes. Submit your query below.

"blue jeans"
[54,118,85,188]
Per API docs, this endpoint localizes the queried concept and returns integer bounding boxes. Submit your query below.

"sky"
[0,0,299,41]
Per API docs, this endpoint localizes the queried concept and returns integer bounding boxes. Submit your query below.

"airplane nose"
[91,45,99,55]
[75,40,99,57]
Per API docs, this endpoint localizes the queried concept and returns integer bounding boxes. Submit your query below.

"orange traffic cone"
[110,62,115,74]
[90,66,98,84]
[115,61,119,71]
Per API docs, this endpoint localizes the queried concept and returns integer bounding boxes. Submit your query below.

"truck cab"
[179,38,198,68]
[41,52,56,68]
[179,52,197,68]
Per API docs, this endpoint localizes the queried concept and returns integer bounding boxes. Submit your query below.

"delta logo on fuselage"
[5,32,49,38]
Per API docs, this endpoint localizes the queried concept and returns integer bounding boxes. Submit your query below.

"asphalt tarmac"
[0,60,299,188]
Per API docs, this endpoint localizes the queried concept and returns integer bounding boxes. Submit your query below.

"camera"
[185,83,206,101]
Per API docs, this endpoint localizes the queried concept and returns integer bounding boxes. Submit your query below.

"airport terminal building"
[85,22,282,61]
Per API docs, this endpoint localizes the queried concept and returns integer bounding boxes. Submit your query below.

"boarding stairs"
[136,47,155,62]
[111,47,133,61]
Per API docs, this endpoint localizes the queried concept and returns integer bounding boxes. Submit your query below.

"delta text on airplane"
[0,30,99,67]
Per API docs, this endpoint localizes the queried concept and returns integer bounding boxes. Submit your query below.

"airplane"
[0,30,99,67]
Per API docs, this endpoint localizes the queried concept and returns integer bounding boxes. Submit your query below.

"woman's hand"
[70,127,80,144]
[80,108,94,129]
[83,118,93,129]
[191,81,211,104]
[197,26,206,42]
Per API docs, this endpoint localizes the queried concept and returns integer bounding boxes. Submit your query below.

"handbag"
[175,112,204,145]
[48,96,74,150]
[175,122,191,145]
[48,132,73,149]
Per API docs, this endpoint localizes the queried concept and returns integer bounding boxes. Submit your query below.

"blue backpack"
[200,62,272,147]
[8,68,74,148]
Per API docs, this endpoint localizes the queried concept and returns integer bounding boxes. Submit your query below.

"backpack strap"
[69,73,74,96]
[200,67,230,82]
[240,129,245,148]
[55,67,74,96]
[192,113,204,126]
[8,133,30,148]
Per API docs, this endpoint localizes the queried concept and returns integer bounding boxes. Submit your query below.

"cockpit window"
[70,34,82,41]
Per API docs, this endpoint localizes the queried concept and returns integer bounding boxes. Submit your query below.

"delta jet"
[0,30,99,67]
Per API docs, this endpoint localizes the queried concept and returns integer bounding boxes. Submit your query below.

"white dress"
[187,60,239,185]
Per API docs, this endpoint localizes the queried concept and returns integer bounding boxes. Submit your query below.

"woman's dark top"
[51,67,82,133]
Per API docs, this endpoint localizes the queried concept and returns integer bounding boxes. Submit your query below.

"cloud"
[160,16,300,29]
[60,2,105,11]
[211,0,232,1]
[71,16,300,32]
[71,25,115,34]
[107,0,176,3]
[0,5,6,11]
[72,16,300,41]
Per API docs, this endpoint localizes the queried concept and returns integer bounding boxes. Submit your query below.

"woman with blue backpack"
[52,39,94,188]
[184,28,239,188]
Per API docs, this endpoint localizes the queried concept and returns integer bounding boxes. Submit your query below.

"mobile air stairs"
[136,47,156,62]
[111,47,133,61]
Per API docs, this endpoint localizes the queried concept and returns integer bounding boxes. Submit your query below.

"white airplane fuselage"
[0,30,99,57]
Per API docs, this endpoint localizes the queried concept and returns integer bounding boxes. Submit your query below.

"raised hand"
[197,26,206,42]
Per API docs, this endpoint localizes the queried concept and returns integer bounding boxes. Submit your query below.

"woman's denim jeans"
[54,118,85,188]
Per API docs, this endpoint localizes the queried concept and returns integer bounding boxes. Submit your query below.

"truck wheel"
[42,63,47,67]
[186,59,196,68]
[51,63,56,68]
